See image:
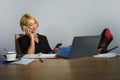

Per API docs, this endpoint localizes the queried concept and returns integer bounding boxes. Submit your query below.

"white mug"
[5,51,17,61]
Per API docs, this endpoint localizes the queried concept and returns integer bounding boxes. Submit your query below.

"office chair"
[15,34,24,57]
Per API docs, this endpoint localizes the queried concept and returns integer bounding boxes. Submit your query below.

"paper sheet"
[23,54,39,59]
[23,53,57,59]
[93,52,118,58]
[39,53,57,58]
[12,58,36,65]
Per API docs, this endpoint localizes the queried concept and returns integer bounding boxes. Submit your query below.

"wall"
[0,0,120,54]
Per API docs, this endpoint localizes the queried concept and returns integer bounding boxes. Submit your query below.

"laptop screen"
[68,35,101,59]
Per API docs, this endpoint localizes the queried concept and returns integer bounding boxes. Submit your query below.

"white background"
[0,0,120,54]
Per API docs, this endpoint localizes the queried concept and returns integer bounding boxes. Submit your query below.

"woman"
[18,13,55,55]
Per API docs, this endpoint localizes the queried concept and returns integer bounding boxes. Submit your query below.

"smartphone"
[23,26,34,33]
[23,26,27,32]
[55,43,62,48]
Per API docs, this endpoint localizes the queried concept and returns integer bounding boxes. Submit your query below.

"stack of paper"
[12,53,57,65]
[23,53,57,59]
[93,53,118,58]
[39,53,57,58]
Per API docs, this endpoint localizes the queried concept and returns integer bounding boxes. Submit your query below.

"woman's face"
[26,19,38,33]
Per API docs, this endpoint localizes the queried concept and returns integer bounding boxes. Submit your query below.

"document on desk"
[93,52,118,58]
[23,53,57,59]
[12,53,57,65]
[12,58,36,65]
[39,53,57,58]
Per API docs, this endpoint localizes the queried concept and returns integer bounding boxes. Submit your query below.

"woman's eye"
[29,24,33,26]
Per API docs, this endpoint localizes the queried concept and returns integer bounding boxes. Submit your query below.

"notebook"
[66,35,101,59]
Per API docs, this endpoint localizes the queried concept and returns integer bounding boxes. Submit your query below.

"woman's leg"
[55,45,71,57]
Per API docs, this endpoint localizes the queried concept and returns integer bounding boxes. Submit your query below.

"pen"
[39,58,43,63]
[38,53,43,62]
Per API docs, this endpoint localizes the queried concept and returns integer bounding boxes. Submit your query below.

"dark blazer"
[18,33,52,54]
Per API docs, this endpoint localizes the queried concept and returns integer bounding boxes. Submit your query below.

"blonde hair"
[20,13,39,31]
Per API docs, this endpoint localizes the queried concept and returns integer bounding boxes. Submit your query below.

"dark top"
[18,33,52,54]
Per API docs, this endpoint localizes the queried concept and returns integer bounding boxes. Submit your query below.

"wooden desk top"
[0,56,120,80]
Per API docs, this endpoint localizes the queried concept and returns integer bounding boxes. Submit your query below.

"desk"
[0,56,120,80]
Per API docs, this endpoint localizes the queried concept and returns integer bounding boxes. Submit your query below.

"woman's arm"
[26,35,35,54]
[18,35,35,54]
[24,27,35,54]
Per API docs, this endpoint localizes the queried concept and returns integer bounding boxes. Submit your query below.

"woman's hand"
[24,27,34,39]
[24,27,35,54]
[52,43,62,53]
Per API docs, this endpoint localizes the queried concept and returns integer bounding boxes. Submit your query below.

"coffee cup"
[5,51,17,61]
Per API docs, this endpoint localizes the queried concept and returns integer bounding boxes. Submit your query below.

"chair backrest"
[15,34,24,57]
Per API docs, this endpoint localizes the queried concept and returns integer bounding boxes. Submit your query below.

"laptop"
[66,35,101,59]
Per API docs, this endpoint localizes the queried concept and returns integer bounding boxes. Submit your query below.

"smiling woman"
[18,13,55,55]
